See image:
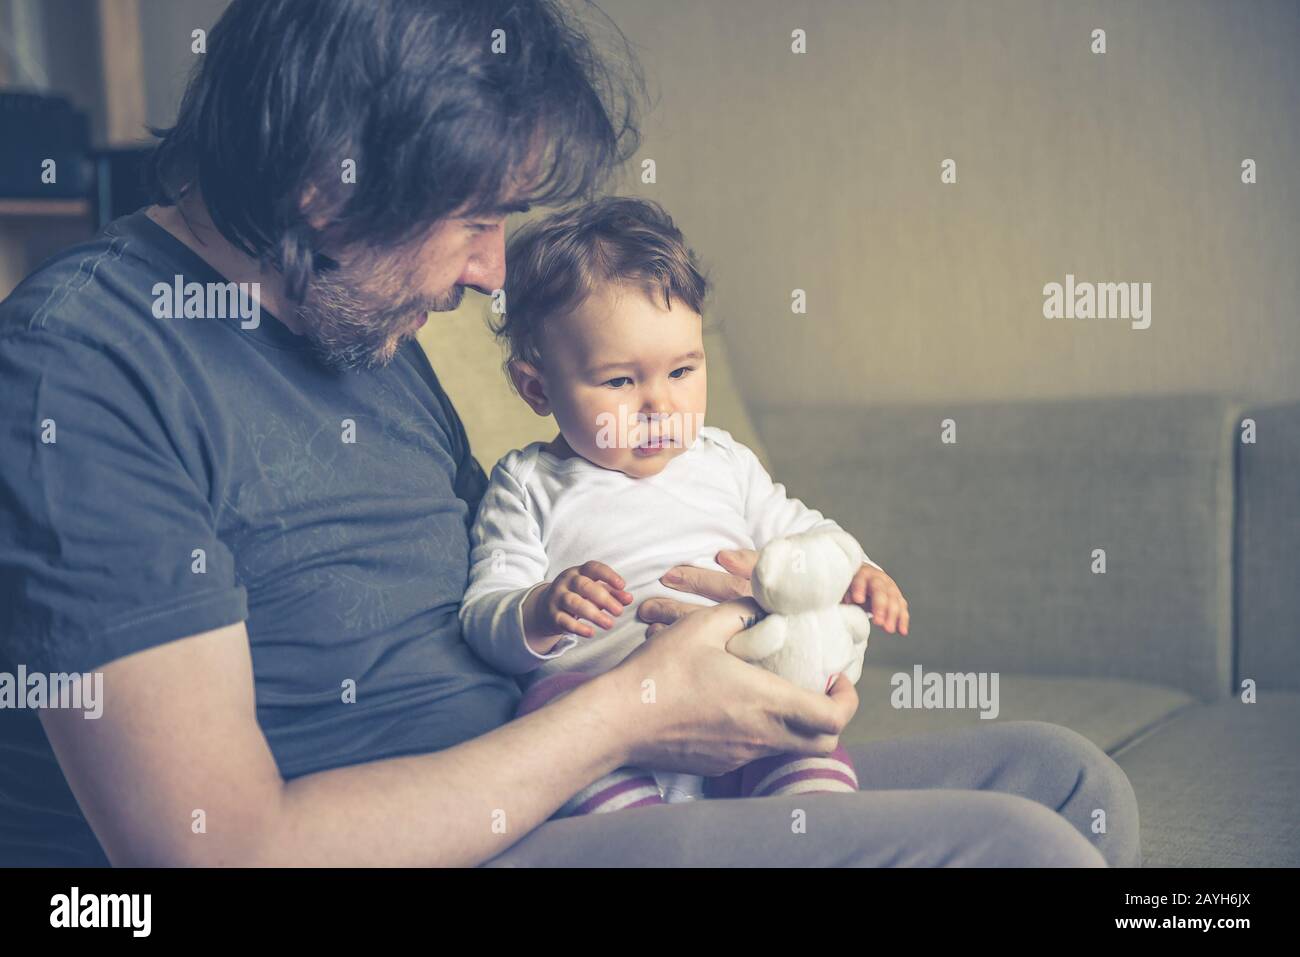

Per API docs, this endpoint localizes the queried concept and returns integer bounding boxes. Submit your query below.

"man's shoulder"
[0,210,284,423]
[0,211,289,464]
[0,211,178,350]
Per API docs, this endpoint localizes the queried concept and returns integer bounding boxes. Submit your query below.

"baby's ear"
[507,359,551,415]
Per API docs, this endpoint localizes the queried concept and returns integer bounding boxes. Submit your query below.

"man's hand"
[523,560,633,648]
[639,548,757,637]
[642,547,910,637]
[613,598,859,774]
[843,564,909,635]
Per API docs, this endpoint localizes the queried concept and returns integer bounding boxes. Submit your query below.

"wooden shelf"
[0,198,92,219]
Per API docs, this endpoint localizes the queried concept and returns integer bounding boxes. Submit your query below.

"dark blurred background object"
[0,0,154,295]
[89,145,152,227]
[0,91,91,198]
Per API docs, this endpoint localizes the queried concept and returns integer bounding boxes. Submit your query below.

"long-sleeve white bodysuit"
[459,425,880,801]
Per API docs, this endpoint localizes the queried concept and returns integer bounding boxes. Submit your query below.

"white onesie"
[458,425,880,803]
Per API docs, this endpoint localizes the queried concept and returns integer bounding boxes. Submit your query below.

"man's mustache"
[423,285,465,314]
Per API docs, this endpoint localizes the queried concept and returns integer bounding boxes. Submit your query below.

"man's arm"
[41,599,855,867]
[40,622,633,867]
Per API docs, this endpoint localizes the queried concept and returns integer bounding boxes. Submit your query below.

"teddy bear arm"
[838,603,872,647]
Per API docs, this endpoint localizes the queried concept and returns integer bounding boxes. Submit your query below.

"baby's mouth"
[631,414,682,451]
[634,437,680,455]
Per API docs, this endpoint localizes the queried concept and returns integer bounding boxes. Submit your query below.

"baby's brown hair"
[492,195,710,375]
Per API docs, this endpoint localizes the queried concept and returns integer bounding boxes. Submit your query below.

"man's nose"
[460,228,507,295]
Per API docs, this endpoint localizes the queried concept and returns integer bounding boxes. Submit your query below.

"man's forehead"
[455,143,546,219]
[454,197,533,218]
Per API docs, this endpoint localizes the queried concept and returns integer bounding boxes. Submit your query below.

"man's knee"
[966,792,1107,867]
[1007,721,1141,866]
[834,790,1107,867]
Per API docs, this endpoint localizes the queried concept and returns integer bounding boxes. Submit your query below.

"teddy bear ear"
[827,530,866,567]
[750,537,790,591]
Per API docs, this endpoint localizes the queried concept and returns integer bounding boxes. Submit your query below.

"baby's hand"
[525,561,634,643]
[843,564,910,636]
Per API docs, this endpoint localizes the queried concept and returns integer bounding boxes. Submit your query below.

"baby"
[459,196,908,817]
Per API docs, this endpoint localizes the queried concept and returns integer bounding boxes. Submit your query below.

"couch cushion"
[1111,693,1300,867]
[1237,402,1300,692]
[754,395,1241,700]
[843,664,1194,755]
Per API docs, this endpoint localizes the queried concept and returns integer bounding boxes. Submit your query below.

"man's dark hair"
[150,0,643,299]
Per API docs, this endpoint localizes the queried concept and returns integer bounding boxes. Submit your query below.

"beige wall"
[593,0,1300,409]
[137,0,229,131]
[129,0,1300,436]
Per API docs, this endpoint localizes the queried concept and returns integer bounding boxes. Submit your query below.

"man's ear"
[298,185,333,232]
[508,359,551,416]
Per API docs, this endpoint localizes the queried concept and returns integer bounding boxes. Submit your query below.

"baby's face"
[538,281,707,478]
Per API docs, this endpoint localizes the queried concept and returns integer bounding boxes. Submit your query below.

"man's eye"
[604,377,632,389]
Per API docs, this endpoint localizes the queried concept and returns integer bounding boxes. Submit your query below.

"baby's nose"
[637,384,673,414]
[635,408,675,426]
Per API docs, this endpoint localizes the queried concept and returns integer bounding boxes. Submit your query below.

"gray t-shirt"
[0,210,519,865]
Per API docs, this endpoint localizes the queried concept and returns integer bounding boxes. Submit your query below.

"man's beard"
[295,262,465,371]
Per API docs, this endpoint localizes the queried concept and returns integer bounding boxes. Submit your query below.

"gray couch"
[754,394,1300,867]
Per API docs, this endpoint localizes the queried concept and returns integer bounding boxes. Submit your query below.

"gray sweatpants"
[484,720,1140,867]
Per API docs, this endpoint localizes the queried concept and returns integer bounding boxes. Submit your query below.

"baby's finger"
[899,605,911,636]
[889,592,908,633]
[556,611,595,638]
[871,590,895,632]
[561,591,615,630]
[580,561,628,595]
[575,577,626,619]
[873,595,891,632]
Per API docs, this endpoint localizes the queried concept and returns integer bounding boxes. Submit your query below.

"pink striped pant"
[516,670,859,817]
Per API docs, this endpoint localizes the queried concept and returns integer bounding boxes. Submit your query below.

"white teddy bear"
[727,528,873,693]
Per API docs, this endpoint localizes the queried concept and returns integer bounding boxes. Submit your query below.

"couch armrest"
[1237,401,1300,692]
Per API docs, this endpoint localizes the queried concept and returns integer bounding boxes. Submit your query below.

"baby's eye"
[669,366,694,379]
[604,376,632,389]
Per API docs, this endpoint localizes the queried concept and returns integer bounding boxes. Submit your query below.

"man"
[0,0,857,867]
[0,0,1134,868]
